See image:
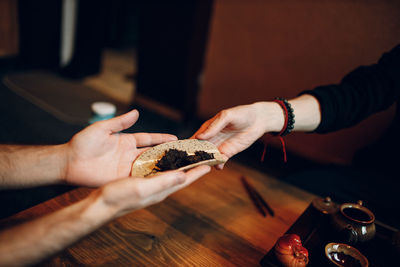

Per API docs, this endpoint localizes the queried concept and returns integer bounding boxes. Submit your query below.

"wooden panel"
[199,0,400,164]
[0,0,19,57]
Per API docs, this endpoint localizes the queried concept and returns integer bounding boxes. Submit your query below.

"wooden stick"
[240,176,266,217]
[241,176,275,217]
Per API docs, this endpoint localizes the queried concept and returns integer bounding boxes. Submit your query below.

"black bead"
[274,97,295,136]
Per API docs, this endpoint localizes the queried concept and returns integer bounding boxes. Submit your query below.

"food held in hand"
[154,149,214,172]
[131,139,226,177]
[274,234,309,267]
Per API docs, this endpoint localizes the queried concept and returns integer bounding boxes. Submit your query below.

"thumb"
[139,171,187,196]
[102,109,139,133]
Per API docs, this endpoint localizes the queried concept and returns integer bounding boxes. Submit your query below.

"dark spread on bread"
[154,149,214,172]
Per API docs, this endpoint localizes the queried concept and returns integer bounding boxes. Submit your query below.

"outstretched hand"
[192,102,284,167]
[98,165,211,218]
[65,110,177,187]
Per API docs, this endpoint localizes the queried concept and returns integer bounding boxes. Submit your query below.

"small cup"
[89,102,116,124]
[325,242,369,267]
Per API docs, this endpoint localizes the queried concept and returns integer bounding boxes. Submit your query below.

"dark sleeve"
[300,44,400,133]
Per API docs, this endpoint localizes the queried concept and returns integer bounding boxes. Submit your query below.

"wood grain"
[1,161,315,266]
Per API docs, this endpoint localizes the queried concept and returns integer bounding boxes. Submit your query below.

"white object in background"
[89,102,116,124]
[60,0,78,67]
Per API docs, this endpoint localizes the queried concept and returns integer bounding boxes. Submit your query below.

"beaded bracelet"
[261,97,295,163]
[272,97,295,136]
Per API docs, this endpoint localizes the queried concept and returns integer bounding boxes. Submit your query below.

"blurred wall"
[0,0,19,57]
[198,0,400,164]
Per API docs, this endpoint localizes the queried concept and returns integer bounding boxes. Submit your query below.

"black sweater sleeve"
[301,45,400,133]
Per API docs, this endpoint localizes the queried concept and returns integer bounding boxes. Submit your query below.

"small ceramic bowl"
[325,243,368,267]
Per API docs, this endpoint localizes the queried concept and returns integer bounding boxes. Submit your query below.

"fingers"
[142,165,211,196]
[215,154,229,169]
[190,119,212,139]
[215,163,225,170]
[195,112,231,140]
[107,165,211,215]
[218,142,238,159]
[151,165,211,199]
[101,109,139,133]
[133,133,178,148]
[179,165,211,187]
[139,170,187,196]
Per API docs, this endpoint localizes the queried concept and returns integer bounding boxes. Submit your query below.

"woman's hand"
[192,102,284,167]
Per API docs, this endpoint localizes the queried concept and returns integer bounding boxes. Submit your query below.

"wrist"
[82,189,120,225]
[58,144,70,184]
[271,98,295,136]
[253,101,285,133]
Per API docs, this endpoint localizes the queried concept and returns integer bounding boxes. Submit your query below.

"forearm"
[257,94,321,133]
[0,144,67,189]
[0,190,116,267]
[289,94,321,132]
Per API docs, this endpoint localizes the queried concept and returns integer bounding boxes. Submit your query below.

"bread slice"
[131,139,226,177]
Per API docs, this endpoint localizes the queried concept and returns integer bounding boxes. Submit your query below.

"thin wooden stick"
[241,176,266,217]
[241,176,275,217]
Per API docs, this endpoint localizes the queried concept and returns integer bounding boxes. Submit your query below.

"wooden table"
[1,161,315,266]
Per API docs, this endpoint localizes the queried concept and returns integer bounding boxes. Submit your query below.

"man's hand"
[97,165,211,218]
[64,110,177,187]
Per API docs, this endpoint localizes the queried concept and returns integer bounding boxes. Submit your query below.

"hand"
[64,110,177,187]
[97,165,211,218]
[192,102,284,167]
[0,165,210,267]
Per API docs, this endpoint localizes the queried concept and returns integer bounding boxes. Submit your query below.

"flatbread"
[131,139,226,177]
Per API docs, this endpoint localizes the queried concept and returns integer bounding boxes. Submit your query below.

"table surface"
[1,161,315,266]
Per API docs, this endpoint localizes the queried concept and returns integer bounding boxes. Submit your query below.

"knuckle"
[132,183,146,199]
